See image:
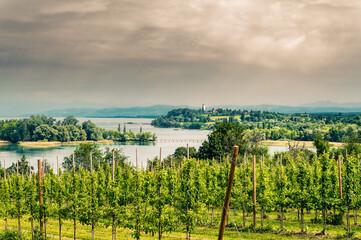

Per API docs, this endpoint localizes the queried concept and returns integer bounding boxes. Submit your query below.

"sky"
[0,0,361,115]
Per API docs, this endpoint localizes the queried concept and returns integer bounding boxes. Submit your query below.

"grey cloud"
[0,0,361,114]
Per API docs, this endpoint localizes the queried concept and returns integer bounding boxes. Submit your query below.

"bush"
[326,213,343,225]
[0,229,25,240]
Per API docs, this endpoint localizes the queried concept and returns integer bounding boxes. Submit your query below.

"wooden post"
[218,146,239,240]
[187,144,189,159]
[4,159,6,180]
[159,147,162,167]
[56,155,62,240]
[158,147,162,240]
[338,155,342,199]
[112,150,116,240]
[136,149,139,172]
[90,152,94,240]
[17,161,19,175]
[38,159,44,235]
[72,152,76,240]
[112,149,115,180]
[29,157,31,180]
[90,152,93,173]
[253,155,257,229]
[261,155,264,227]
[57,156,59,181]
[72,153,75,171]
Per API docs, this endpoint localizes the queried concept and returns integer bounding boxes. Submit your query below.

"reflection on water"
[0,117,209,169]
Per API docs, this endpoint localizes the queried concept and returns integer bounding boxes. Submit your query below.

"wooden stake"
[38,159,44,235]
[57,156,59,181]
[112,149,115,180]
[218,146,239,240]
[72,153,75,171]
[17,161,19,175]
[253,155,257,229]
[90,152,94,240]
[338,155,342,199]
[136,148,139,172]
[90,152,93,174]
[187,144,189,159]
[29,157,31,180]
[4,159,6,180]
[261,155,264,227]
[160,147,162,166]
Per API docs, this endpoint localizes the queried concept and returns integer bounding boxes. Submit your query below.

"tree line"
[151,108,361,143]
[0,116,156,143]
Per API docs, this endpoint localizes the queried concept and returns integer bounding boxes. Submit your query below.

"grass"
[1,208,360,239]
[260,140,344,148]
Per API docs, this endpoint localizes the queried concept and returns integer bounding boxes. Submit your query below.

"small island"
[0,115,156,147]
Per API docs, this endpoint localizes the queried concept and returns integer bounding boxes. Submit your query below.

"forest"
[0,116,156,143]
[151,108,361,143]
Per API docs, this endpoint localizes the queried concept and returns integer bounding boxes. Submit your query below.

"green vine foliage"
[2,151,361,239]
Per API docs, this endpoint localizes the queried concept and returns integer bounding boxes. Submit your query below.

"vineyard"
[1,149,361,240]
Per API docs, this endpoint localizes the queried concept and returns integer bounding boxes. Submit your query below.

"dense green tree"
[198,122,247,160]
[313,134,330,157]
[62,116,79,126]
[82,121,104,141]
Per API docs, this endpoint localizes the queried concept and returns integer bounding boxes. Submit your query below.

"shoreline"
[0,140,115,148]
[0,140,9,145]
[0,139,346,149]
[261,140,344,148]
[19,140,115,148]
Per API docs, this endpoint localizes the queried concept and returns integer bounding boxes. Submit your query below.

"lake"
[0,117,307,170]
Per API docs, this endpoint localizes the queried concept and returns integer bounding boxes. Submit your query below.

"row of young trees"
[1,147,361,239]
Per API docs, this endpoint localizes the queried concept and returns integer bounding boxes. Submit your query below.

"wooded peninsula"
[0,115,156,144]
[151,108,361,143]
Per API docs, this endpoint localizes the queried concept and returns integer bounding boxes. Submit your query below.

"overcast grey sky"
[0,0,361,114]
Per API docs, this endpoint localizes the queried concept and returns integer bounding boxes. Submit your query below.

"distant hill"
[29,102,361,118]
[211,103,361,114]
[38,105,193,118]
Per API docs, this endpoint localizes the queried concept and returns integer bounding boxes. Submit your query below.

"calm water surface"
[0,117,314,169]
[0,117,210,169]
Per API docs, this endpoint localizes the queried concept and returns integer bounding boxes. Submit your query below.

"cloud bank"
[0,0,361,114]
